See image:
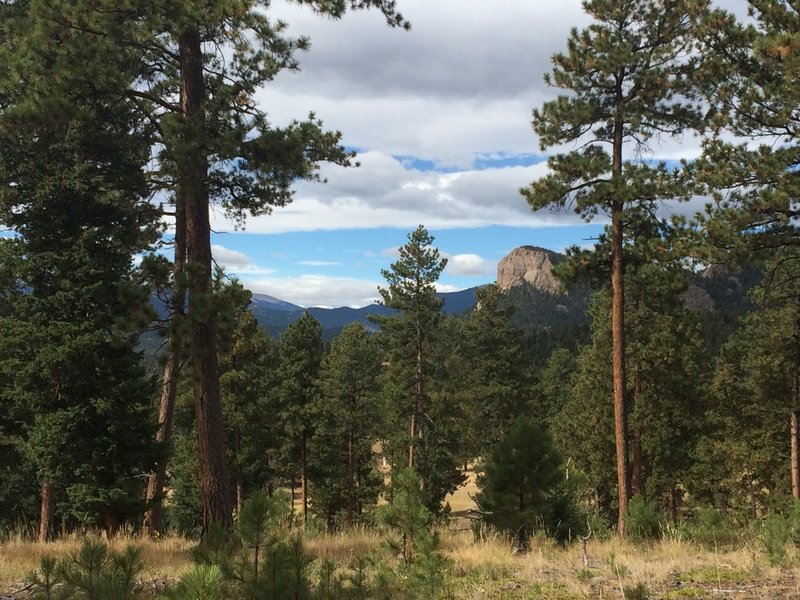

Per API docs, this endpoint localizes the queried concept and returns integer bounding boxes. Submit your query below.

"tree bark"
[301,433,308,525]
[143,197,186,536]
[143,351,179,535]
[631,429,643,497]
[38,476,54,543]
[792,321,800,500]
[179,28,231,532]
[347,429,355,526]
[610,85,630,536]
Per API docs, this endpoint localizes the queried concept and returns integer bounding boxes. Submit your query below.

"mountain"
[142,247,757,353]
[250,287,479,341]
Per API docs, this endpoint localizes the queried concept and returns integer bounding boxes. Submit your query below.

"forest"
[1,0,800,598]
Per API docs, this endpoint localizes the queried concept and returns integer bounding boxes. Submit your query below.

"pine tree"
[451,284,531,455]
[310,323,383,529]
[216,277,281,513]
[374,226,447,499]
[276,312,324,526]
[0,96,159,538]
[695,249,800,511]
[476,417,581,549]
[0,0,408,532]
[692,1,800,499]
[522,0,707,534]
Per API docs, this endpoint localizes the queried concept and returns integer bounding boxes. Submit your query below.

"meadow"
[2,526,799,599]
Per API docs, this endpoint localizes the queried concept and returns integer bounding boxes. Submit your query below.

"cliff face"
[496,246,564,294]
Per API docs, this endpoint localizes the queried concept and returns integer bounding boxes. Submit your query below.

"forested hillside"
[2,0,800,597]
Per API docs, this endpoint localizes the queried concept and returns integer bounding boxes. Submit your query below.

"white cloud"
[446,254,493,277]
[210,153,587,234]
[296,260,342,267]
[247,275,382,308]
[212,244,251,267]
[211,244,276,275]
[381,246,401,259]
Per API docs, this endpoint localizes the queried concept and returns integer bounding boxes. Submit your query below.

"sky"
[208,0,622,307]
[123,0,741,308]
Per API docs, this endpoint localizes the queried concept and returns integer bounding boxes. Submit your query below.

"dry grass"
[438,530,800,599]
[0,532,195,591]
[304,527,383,563]
[4,527,800,598]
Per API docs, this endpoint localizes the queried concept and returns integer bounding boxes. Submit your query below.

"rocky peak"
[496,246,564,294]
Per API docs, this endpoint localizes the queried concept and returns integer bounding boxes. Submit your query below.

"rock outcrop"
[681,283,715,312]
[496,246,564,294]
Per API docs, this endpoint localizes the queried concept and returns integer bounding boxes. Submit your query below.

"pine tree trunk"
[631,428,642,497]
[347,429,355,526]
[610,102,630,536]
[668,487,679,524]
[143,351,179,534]
[630,336,643,497]
[301,433,308,525]
[38,476,54,543]
[144,199,186,536]
[792,322,800,500]
[408,410,417,469]
[414,333,426,493]
[179,29,231,532]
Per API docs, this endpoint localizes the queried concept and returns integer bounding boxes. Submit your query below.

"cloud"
[381,246,401,259]
[247,275,382,308]
[211,244,276,275]
[446,253,493,277]
[210,152,589,234]
[296,260,342,267]
[212,244,251,267]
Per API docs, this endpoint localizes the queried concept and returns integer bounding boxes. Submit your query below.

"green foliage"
[168,492,316,600]
[477,417,583,548]
[0,63,159,533]
[447,284,532,455]
[625,495,662,542]
[275,312,324,522]
[27,540,144,600]
[375,226,464,513]
[158,565,225,600]
[310,323,384,529]
[685,507,743,549]
[762,514,790,566]
[623,582,650,600]
[380,468,448,599]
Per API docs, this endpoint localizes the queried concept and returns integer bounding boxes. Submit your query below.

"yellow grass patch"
[0,533,195,591]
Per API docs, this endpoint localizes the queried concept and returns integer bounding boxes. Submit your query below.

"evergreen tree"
[523,0,708,534]
[216,277,281,513]
[476,417,581,549]
[695,249,800,511]
[0,0,408,532]
[276,312,324,525]
[310,323,383,529]
[450,285,531,455]
[692,1,800,498]
[374,226,454,510]
[0,98,159,538]
[554,256,708,521]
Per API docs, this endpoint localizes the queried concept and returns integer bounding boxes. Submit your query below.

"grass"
[2,526,798,598]
[0,532,195,591]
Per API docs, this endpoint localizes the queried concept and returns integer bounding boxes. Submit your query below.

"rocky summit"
[496,246,564,294]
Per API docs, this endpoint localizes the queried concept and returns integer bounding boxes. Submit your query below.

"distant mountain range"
[250,288,479,341]
[142,246,758,356]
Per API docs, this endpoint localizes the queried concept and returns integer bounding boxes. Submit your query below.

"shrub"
[762,513,790,566]
[476,417,584,549]
[625,495,661,541]
[27,540,144,600]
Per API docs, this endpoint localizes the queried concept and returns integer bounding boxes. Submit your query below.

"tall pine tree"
[522,0,707,534]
